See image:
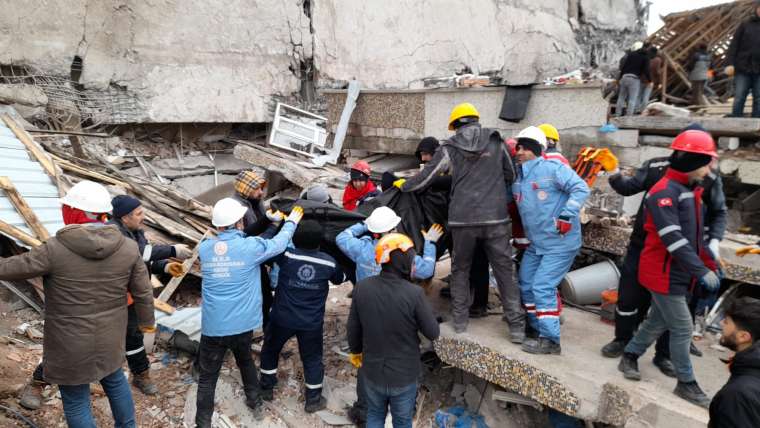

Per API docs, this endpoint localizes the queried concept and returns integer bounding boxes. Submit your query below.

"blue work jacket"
[512,157,589,255]
[198,222,295,336]
[336,222,436,282]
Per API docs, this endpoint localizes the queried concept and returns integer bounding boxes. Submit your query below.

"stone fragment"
[718,137,740,151]
[737,160,760,185]
[719,159,739,175]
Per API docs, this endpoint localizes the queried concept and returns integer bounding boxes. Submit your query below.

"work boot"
[260,388,274,401]
[132,370,159,395]
[453,322,467,334]
[305,396,327,413]
[19,382,44,410]
[245,396,264,420]
[508,327,526,344]
[674,381,711,409]
[521,338,561,355]
[690,341,703,357]
[468,306,488,318]
[652,355,677,378]
[525,323,539,340]
[618,353,641,381]
[601,339,627,358]
[347,404,367,428]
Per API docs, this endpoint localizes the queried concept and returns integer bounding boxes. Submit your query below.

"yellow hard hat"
[375,233,415,264]
[538,124,560,142]
[448,103,480,131]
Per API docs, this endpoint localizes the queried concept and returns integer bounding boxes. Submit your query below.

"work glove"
[699,270,721,292]
[708,239,721,260]
[724,65,735,77]
[348,353,363,368]
[421,224,444,243]
[285,206,304,225]
[140,325,157,334]
[266,209,285,225]
[173,244,193,260]
[165,262,185,278]
[393,179,406,189]
[595,149,619,172]
[556,216,572,235]
[736,245,760,257]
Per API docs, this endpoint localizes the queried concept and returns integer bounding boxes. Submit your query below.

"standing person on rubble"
[537,123,570,166]
[343,161,380,211]
[511,126,591,354]
[0,180,155,427]
[601,124,727,378]
[259,220,345,413]
[108,194,192,395]
[709,296,760,427]
[617,130,720,408]
[394,103,525,340]
[347,233,440,428]
[616,41,651,116]
[195,198,303,427]
[687,43,712,106]
[725,0,760,118]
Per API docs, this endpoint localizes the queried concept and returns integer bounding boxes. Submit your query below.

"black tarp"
[499,85,534,123]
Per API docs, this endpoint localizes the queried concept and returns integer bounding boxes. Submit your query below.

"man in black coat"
[725,1,760,117]
[709,296,760,427]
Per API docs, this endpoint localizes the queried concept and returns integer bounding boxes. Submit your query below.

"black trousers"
[261,270,273,329]
[126,304,150,375]
[259,321,324,403]
[615,241,669,358]
[196,331,261,427]
[470,244,490,310]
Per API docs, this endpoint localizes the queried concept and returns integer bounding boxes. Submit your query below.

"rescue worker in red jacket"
[342,161,380,211]
[618,130,719,409]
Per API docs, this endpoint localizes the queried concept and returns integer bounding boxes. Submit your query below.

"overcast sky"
[647,0,735,34]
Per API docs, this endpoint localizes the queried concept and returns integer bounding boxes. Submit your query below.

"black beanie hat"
[111,195,141,218]
[293,220,322,250]
[516,138,543,157]
[415,137,440,160]
[669,151,713,172]
[350,169,369,181]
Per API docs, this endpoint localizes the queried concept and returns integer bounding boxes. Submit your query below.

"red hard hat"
[351,160,371,176]
[670,130,718,157]
[505,138,517,157]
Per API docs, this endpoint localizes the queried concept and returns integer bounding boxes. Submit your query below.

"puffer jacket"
[0,224,154,385]
[400,123,515,227]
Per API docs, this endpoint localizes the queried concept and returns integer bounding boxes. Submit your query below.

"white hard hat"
[515,126,548,150]
[365,206,402,234]
[60,180,113,213]
[212,197,248,227]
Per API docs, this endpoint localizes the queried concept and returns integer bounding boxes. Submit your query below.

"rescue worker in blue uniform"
[336,206,441,282]
[195,198,304,428]
[259,220,346,413]
[511,126,590,355]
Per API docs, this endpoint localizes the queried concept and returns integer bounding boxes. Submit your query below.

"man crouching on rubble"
[0,180,155,427]
[195,198,303,427]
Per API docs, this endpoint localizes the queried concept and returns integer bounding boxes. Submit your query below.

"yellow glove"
[348,353,363,368]
[596,149,619,172]
[165,262,185,277]
[725,65,735,77]
[421,224,444,243]
[393,179,406,189]
[736,246,760,257]
[285,206,304,225]
[140,325,157,334]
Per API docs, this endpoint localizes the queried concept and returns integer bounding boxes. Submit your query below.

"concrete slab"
[561,127,640,148]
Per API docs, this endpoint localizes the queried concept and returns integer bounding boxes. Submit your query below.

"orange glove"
[165,262,185,277]
[140,325,157,334]
[595,149,619,172]
[348,353,363,368]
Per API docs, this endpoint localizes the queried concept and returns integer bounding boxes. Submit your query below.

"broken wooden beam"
[157,230,211,302]
[0,281,43,313]
[0,219,43,247]
[0,176,51,241]
[611,116,760,137]
[154,298,176,314]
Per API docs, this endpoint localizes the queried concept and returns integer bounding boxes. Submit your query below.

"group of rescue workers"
[2,100,760,428]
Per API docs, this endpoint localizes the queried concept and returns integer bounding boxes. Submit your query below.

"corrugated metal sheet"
[0,123,65,242]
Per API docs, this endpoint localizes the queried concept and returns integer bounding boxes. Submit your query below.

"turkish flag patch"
[658,197,673,207]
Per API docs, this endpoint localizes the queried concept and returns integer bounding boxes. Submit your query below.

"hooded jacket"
[726,12,760,74]
[400,123,515,227]
[108,218,175,276]
[0,224,154,385]
[709,342,760,428]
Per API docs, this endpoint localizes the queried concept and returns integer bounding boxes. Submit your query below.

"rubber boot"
[132,370,159,395]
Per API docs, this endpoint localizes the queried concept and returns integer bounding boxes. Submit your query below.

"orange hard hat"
[670,130,718,158]
[374,233,414,264]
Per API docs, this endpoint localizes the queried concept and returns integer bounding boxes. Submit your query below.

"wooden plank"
[0,281,43,314]
[154,298,176,314]
[157,230,211,302]
[611,116,760,137]
[0,176,51,241]
[1,115,57,179]
[0,219,42,247]
[27,129,111,138]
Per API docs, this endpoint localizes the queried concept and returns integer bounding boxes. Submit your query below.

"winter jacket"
[709,342,760,428]
[400,123,515,227]
[638,169,717,296]
[619,49,651,81]
[689,50,711,81]
[512,157,590,255]
[108,218,175,276]
[269,247,345,330]
[608,157,727,248]
[231,193,271,237]
[198,222,295,337]
[343,180,379,212]
[347,270,439,387]
[727,13,760,74]
[336,222,436,282]
[0,224,154,385]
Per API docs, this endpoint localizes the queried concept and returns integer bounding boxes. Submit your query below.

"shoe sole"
[601,349,624,358]
[673,391,710,409]
[521,345,561,355]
